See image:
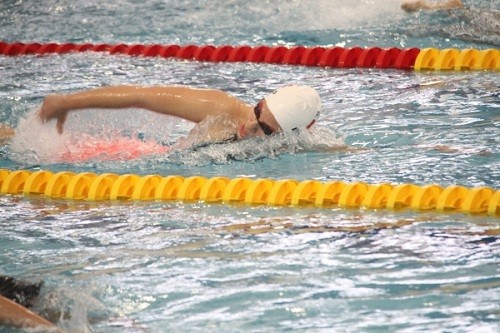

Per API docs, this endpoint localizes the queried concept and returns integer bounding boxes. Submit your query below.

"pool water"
[0,0,499,332]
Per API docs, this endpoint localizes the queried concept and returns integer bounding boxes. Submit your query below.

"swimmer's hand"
[401,0,428,12]
[39,94,69,134]
[401,0,463,12]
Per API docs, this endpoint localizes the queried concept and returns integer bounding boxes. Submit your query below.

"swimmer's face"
[239,99,281,139]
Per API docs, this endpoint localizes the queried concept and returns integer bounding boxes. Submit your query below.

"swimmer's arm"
[0,295,61,331]
[39,85,246,133]
[401,0,463,12]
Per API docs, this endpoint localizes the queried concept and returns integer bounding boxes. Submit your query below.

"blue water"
[0,0,499,332]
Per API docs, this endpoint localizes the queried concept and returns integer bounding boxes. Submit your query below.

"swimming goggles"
[254,100,276,136]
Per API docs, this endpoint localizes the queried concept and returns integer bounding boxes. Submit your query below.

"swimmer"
[400,0,499,45]
[38,85,321,143]
[401,0,464,12]
[0,295,59,330]
[0,85,322,163]
[0,275,60,331]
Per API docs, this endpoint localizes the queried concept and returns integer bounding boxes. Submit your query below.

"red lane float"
[76,43,94,52]
[318,47,344,67]
[3,42,25,55]
[193,45,215,61]
[109,43,128,54]
[300,46,325,66]
[37,43,59,54]
[228,45,252,62]
[357,47,382,68]
[283,46,306,65]
[56,43,77,54]
[176,44,198,59]
[142,44,163,57]
[247,46,270,62]
[125,44,146,56]
[376,47,401,68]
[338,47,363,68]
[91,44,111,52]
[22,43,43,54]
[394,47,420,70]
[159,44,181,58]
[264,46,288,64]
[210,45,233,62]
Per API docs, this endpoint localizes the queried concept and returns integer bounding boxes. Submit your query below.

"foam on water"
[8,111,67,165]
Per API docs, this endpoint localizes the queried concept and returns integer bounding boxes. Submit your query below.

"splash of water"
[8,112,67,165]
[7,108,184,165]
[199,0,403,32]
[34,284,108,333]
[8,109,345,166]
[164,121,346,166]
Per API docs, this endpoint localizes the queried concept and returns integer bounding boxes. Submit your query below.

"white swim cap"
[264,85,321,132]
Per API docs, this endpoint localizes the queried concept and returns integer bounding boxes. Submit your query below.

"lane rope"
[0,42,498,71]
[1,169,498,216]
